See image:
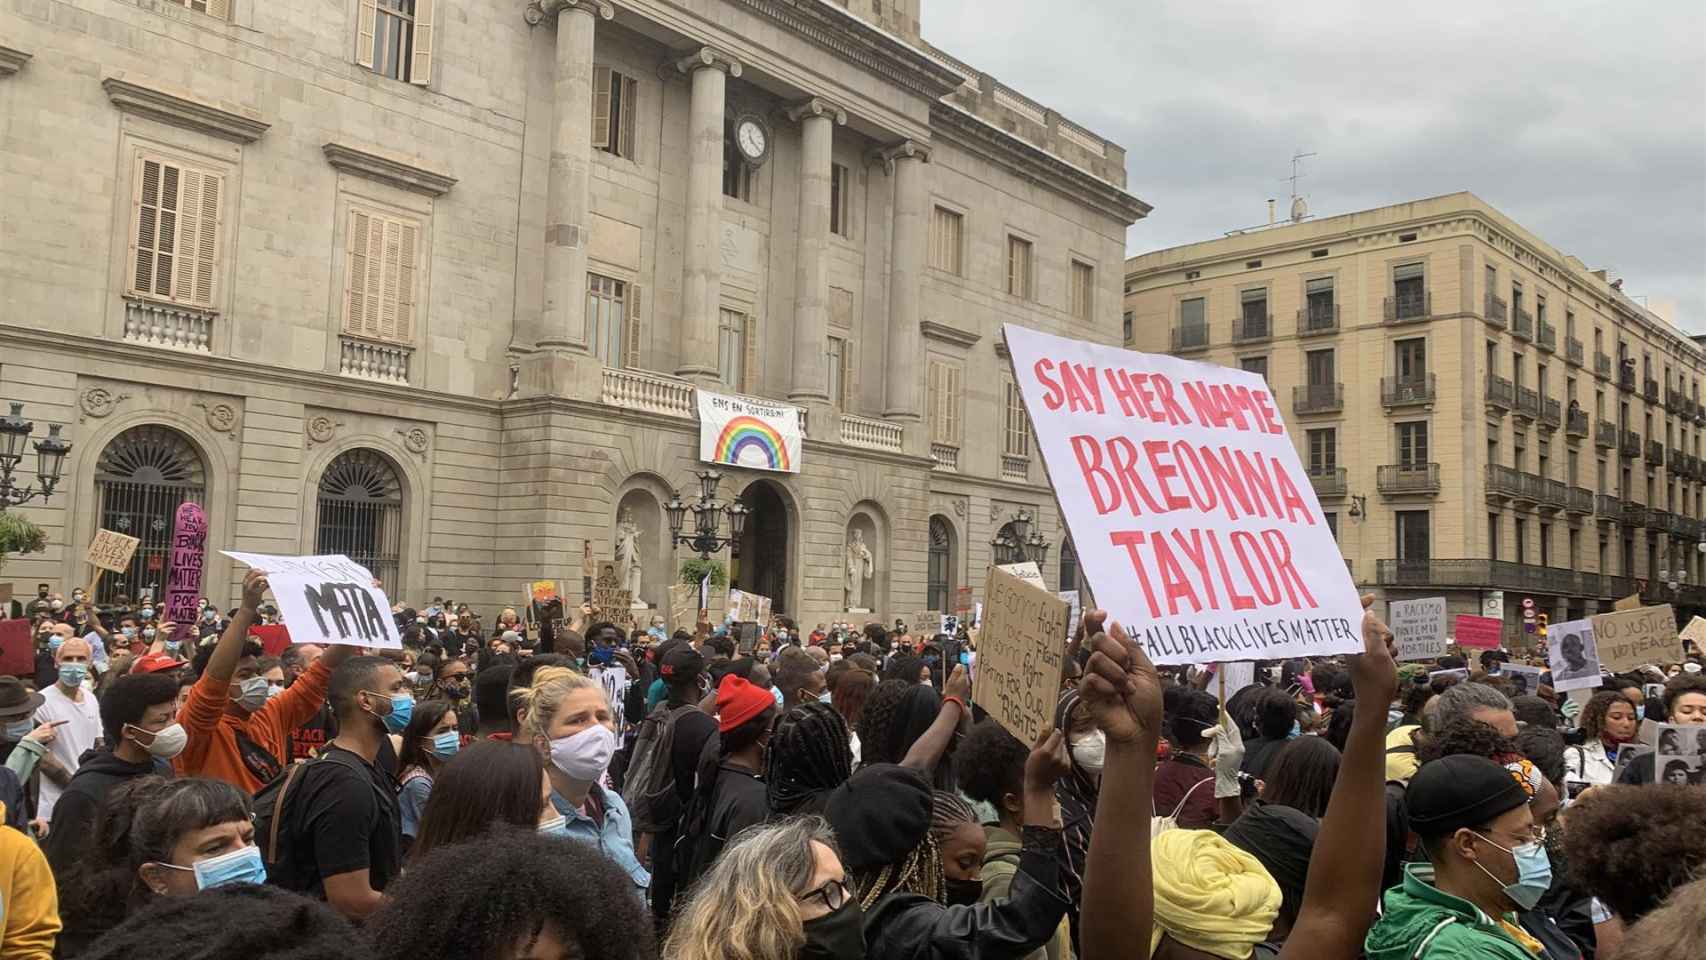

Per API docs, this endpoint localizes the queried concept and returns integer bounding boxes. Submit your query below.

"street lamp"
[1022,529,1050,565]
[0,402,73,510]
[667,469,749,559]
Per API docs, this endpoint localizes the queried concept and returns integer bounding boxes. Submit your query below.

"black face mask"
[798,899,864,960]
[944,876,982,907]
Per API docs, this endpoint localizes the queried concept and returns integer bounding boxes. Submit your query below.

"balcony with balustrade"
[1375,559,1586,596]
[1536,319,1556,353]
[1618,365,1637,392]
[1383,292,1433,325]
[1595,420,1618,449]
[1566,486,1594,516]
[1538,477,1568,513]
[1378,462,1441,497]
[1484,294,1508,328]
[339,336,413,385]
[1484,464,1531,506]
[1512,308,1534,341]
[1647,439,1666,467]
[1538,397,1562,433]
[1669,387,1687,410]
[1620,429,1642,459]
[600,367,695,418]
[1382,375,1436,409]
[1565,408,1589,441]
[124,297,215,354]
[931,443,959,472]
[1594,352,1613,380]
[1596,493,1622,523]
[999,454,1030,484]
[1292,382,1344,415]
[1309,467,1347,499]
[1297,304,1340,337]
[1645,378,1661,404]
[1232,314,1272,344]
[1622,500,1647,527]
[1485,374,1514,415]
[840,414,904,453]
[1514,386,1540,422]
[1670,447,1687,474]
[1171,324,1209,353]
[1565,337,1584,367]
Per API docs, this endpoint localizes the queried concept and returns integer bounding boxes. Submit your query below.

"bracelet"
[942,695,968,713]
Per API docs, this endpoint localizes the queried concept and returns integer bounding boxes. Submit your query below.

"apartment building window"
[1484,264,1496,300]
[1489,514,1500,561]
[593,67,639,159]
[1003,381,1030,458]
[1122,311,1133,343]
[717,308,748,389]
[1393,262,1426,317]
[129,154,223,311]
[1539,522,1552,567]
[1566,309,1576,340]
[586,273,628,367]
[1239,356,1268,382]
[1512,352,1524,389]
[1594,328,1603,356]
[1306,349,1334,387]
[1648,538,1658,582]
[1511,280,1524,316]
[343,207,420,347]
[1324,513,1338,540]
[1568,450,1580,485]
[172,0,230,18]
[1596,390,1605,420]
[1395,338,1427,382]
[1538,442,1550,478]
[1307,428,1336,474]
[1305,276,1334,328]
[1180,297,1206,336]
[1006,236,1032,298]
[929,206,963,275]
[1623,534,1635,578]
[1567,376,1577,405]
[1397,422,1429,466]
[1569,528,1581,569]
[1597,458,1607,494]
[1486,341,1498,374]
[1599,536,1608,575]
[359,0,433,85]
[1240,288,1269,337]
[1513,437,1526,472]
[830,164,849,237]
[1070,260,1095,321]
[928,360,964,447]
[826,335,856,408]
[1396,511,1430,562]
[1515,518,1528,565]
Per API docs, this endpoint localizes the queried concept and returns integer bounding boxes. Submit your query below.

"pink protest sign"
[164,502,208,641]
[1453,614,1504,650]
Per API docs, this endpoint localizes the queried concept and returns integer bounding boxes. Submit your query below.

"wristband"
[942,695,968,713]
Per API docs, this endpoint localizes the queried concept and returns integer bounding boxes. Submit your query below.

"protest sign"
[222,552,402,649]
[1059,590,1082,641]
[592,563,634,629]
[1590,604,1680,674]
[970,566,1071,742]
[668,584,696,633]
[1428,668,1469,683]
[941,613,960,636]
[1388,598,1447,662]
[85,529,140,574]
[955,586,974,616]
[996,561,1045,589]
[163,503,207,643]
[1452,614,1503,650]
[252,623,292,658]
[0,620,34,676]
[1502,663,1544,698]
[1003,324,1363,666]
[591,664,629,728]
[1210,661,1256,704]
[1655,724,1706,786]
[1613,593,1642,611]
[1546,618,1603,692]
[530,580,562,605]
[1680,616,1706,649]
[697,390,804,474]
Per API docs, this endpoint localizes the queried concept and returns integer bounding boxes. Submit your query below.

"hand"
[612,650,640,675]
[29,818,48,840]
[943,663,971,703]
[240,568,269,613]
[1348,593,1398,707]
[1080,615,1163,746]
[23,722,58,746]
[1023,727,1071,792]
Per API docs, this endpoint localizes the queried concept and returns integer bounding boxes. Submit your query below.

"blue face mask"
[57,662,88,688]
[164,639,181,655]
[48,635,64,653]
[1288,720,1302,739]
[817,690,834,704]
[140,608,154,620]
[4,719,34,741]
[1636,704,1646,721]
[373,691,414,733]
[1471,833,1552,911]
[959,651,972,666]
[170,844,268,890]
[429,730,460,758]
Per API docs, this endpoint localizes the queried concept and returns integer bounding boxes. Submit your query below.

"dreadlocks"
[853,833,946,911]
[765,702,853,816]
[856,679,913,765]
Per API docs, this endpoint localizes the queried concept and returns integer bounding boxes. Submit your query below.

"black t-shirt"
[669,707,719,808]
[290,701,337,762]
[287,746,401,898]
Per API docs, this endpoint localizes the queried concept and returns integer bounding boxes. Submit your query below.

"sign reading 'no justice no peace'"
[1003,325,1365,666]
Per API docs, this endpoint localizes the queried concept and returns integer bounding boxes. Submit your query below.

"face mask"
[48,635,64,653]
[170,844,268,890]
[369,692,414,734]
[415,671,433,687]
[1070,729,1106,774]
[57,662,88,688]
[140,608,154,620]
[4,719,34,741]
[267,683,285,700]
[129,721,188,760]
[203,611,217,622]
[143,628,157,640]
[49,600,63,612]
[538,815,569,837]
[72,593,86,603]
[549,723,617,780]
[798,898,866,960]
[944,876,983,907]
[817,690,834,704]
[235,676,270,712]
[829,654,843,663]
[1636,705,1646,721]
[121,627,137,638]
[442,681,469,700]
[1471,833,1552,911]
[429,730,461,758]
[959,651,972,666]
[165,640,181,655]
[1288,720,1302,739]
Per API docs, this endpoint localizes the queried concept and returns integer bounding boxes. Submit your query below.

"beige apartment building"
[1125,193,1706,642]
[0,0,1147,625]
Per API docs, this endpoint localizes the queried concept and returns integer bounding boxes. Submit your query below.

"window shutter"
[395,220,418,343]
[928,361,944,443]
[361,212,385,338]
[344,209,370,334]
[206,0,230,20]
[130,157,157,296]
[843,338,858,410]
[591,66,612,150]
[619,76,638,159]
[356,0,377,69]
[742,313,760,395]
[378,217,404,341]
[623,284,642,368]
[948,365,964,444]
[409,0,434,86]
[170,168,204,305]
[174,170,221,308]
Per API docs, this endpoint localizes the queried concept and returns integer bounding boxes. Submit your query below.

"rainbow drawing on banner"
[713,416,792,470]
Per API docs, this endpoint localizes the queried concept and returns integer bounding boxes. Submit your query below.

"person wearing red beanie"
[672,676,778,906]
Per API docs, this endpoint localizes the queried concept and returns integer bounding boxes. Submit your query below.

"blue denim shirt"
[551,784,651,893]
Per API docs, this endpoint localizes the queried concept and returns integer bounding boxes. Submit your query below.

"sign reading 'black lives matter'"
[223,552,403,649]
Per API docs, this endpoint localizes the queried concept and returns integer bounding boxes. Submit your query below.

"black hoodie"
[45,749,170,873]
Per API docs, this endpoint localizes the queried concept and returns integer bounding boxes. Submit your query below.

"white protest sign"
[1545,618,1603,692]
[1211,661,1257,704]
[221,552,403,649]
[1680,616,1706,650]
[1059,590,1082,640]
[591,664,629,727]
[1388,597,1447,662]
[997,561,1045,588]
[1502,663,1544,698]
[1003,324,1363,666]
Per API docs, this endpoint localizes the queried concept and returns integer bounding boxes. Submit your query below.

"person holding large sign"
[1615,673,1706,786]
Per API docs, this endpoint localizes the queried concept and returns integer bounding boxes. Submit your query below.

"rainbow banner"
[696,390,803,474]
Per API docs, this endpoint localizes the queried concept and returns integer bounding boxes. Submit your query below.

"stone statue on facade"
[845,528,874,610]
[615,508,644,603]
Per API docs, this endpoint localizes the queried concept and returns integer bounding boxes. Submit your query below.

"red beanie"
[716,674,774,733]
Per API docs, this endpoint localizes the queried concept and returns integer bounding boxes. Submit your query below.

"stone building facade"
[1124,193,1706,643]
[0,0,1147,625]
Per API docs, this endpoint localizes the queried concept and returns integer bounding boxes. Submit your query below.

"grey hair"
[1433,681,1513,731]
[664,816,840,960]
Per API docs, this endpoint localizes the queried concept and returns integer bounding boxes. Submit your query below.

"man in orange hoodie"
[175,569,355,792]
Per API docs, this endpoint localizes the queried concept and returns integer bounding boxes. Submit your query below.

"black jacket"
[1615,751,1655,785]
[45,750,168,873]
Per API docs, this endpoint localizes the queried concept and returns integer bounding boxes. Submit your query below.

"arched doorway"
[314,449,405,588]
[733,479,790,614]
[94,425,207,603]
[928,515,954,612]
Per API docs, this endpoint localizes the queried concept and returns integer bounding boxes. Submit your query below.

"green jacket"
[982,825,1069,960]
[1364,864,1537,960]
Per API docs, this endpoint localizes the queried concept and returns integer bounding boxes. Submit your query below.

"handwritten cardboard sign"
[1453,614,1504,650]
[1614,593,1642,612]
[1003,324,1362,665]
[1389,597,1447,662]
[668,584,696,633]
[1590,604,1680,674]
[86,529,141,574]
[971,566,1071,742]
[591,563,634,629]
[1545,618,1603,692]
[222,552,402,649]
[163,504,207,643]
[1680,616,1706,650]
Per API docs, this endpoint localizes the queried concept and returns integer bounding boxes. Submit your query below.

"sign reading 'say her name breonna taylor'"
[1002,324,1364,666]
[697,390,803,474]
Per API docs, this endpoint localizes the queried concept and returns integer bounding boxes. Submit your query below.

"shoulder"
[1429,922,1535,960]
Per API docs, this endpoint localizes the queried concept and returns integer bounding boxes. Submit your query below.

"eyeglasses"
[799,878,850,911]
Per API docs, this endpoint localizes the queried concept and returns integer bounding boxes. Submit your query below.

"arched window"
[927,516,953,612]
[315,449,404,588]
[94,426,207,603]
[992,521,1026,565]
[1059,537,1079,593]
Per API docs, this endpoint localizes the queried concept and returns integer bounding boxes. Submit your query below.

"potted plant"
[679,557,728,589]
[0,512,47,574]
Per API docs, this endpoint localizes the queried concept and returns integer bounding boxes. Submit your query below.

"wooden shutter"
[621,75,638,159]
[928,361,944,443]
[361,213,385,337]
[591,66,612,150]
[395,220,418,342]
[742,313,760,395]
[206,0,230,20]
[356,0,378,68]
[947,364,963,444]
[170,169,220,308]
[623,284,642,369]
[378,217,404,341]
[344,209,371,334]
[842,338,858,410]
[409,0,434,86]
[131,157,167,297]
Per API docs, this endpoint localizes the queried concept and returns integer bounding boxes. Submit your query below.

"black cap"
[1405,755,1528,840]
[825,764,931,870]
[660,642,705,680]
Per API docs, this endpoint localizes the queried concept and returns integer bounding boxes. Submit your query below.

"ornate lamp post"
[667,469,749,559]
[0,403,73,511]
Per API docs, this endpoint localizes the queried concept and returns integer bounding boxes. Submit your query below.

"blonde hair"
[664,817,836,960]
[511,666,606,741]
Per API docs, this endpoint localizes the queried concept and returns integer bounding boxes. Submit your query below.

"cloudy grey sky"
[923,0,1706,330]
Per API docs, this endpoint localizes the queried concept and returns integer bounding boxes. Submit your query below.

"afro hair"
[78,884,353,960]
[955,718,1029,811]
[1562,785,1706,923]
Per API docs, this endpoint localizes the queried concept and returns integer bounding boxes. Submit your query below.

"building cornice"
[102,76,269,143]
[322,141,457,197]
[0,45,30,77]
[920,320,980,348]
[930,101,1149,225]
[728,0,964,103]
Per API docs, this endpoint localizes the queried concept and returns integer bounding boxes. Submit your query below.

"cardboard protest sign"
[970,566,1071,742]
[955,586,974,616]
[591,564,634,629]
[1003,324,1363,666]
[1546,618,1603,692]
[251,623,292,658]
[1590,605,1680,674]
[0,620,34,677]
[1680,616,1706,650]
[668,584,696,633]
[222,552,402,649]
[1614,593,1642,611]
[86,529,141,574]
[996,561,1045,589]
[1389,598,1447,662]
[1452,615,1503,650]
[163,503,207,643]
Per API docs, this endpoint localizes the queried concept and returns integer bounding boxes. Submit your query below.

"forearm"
[36,754,69,787]
[1081,738,1156,960]
[205,607,257,682]
[1284,706,1386,954]
[899,701,963,771]
[5,740,45,783]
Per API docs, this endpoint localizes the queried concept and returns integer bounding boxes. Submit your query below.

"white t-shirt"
[34,682,103,821]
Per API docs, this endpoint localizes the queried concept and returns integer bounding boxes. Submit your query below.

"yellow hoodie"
[0,802,58,960]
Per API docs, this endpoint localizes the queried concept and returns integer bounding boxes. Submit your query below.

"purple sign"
[164,503,207,642]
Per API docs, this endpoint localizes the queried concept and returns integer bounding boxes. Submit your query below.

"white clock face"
[737,120,767,161]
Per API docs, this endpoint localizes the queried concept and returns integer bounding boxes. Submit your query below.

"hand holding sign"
[1350,594,1399,705]
[221,552,402,649]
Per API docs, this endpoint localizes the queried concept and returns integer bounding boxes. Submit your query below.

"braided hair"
[929,791,976,843]
[856,679,914,765]
[853,833,946,910]
[766,702,853,816]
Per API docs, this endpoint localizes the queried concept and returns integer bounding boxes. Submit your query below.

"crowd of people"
[1,576,1704,960]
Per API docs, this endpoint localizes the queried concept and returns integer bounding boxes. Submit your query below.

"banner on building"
[222,552,402,649]
[1002,324,1363,666]
[696,390,803,474]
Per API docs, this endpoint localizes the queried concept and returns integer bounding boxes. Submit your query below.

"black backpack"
[622,702,700,834]
[253,749,389,890]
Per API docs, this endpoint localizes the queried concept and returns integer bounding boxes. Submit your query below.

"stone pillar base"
[514,349,602,402]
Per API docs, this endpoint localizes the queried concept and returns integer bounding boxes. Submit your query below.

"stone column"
[786,98,846,411]
[878,141,929,427]
[536,0,611,355]
[671,47,741,385]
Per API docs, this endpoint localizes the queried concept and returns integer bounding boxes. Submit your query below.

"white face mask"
[129,722,188,760]
[1069,729,1107,774]
[548,724,617,781]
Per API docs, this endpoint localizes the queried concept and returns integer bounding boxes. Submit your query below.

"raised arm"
[203,569,268,686]
[900,663,970,771]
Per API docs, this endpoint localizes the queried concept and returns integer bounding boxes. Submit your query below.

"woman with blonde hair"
[665,816,861,960]
[513,665,650,893]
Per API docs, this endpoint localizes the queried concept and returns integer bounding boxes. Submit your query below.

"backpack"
[253,749,390,889]
[622,702,699,834]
